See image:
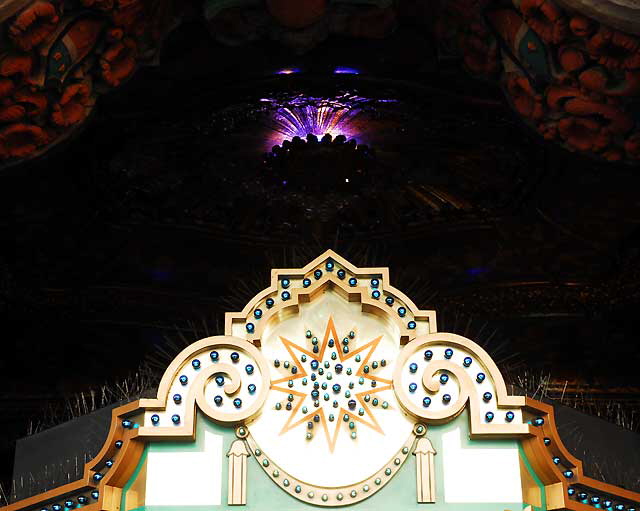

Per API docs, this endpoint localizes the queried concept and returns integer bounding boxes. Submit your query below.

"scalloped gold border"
[224,249,437,345]
[522,398,640,510]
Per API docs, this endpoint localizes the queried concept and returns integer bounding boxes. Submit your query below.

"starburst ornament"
[270,316,392,451]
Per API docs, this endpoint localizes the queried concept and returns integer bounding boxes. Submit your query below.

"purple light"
[334,67,360,75]
[276,68,302,75]
[264,95,366,146]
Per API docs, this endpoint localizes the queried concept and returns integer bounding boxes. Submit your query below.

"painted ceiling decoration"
[0,0,638,166]
[1,251,639,511]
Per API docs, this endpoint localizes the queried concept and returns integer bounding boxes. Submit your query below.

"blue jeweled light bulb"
[424,350,433,360]
[248,383,256,394]
[409,363,418,373]
[408,321,416,329]
[233,398,242,408]
[440,374,449,384]
[215,375,225,386]
[483,392,492,402]
[442,394,451,404]
[444,348,453,359]
[254,308,263,319]
[485,411,494,422]
[348,277,357,287]
[372,290,381,299]
[246,323,255,333]
[423,397,431,407]
[463,357,472,367]
[303,278,311,288]
[314,269,322,279]
[281,291,290,300]
[173,394,182,404]
[385,296,394,306]
[409,383,417,393]
[231,352,240,363]
[533,417,545,426]
[179,374,188,385]
[266,298,275,308]
[214,395,223,406]
[192,359,201,369]
[337,269,346,279]
[122,419,132,428]
[151,414,160,425]
[210,351,219,362]
[398,307,406,317]
[171,414,180,424]
[506,411,515,422]
[245,364,254,375]
[476,372,486,383]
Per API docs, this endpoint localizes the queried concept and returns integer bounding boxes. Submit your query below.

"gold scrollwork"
[392,333,529,436]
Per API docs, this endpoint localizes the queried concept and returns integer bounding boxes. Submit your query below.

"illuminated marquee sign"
[3,251,639,511]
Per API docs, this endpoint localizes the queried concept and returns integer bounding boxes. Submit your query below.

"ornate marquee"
[2,251,639,511]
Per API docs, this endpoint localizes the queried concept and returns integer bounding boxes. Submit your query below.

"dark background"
[2,15,640,503]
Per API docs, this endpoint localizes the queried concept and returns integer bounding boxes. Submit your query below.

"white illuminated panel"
[145,430,223,505]
[442,426,522,503]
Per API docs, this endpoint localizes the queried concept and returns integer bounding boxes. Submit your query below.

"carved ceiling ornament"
[2,251,640,511]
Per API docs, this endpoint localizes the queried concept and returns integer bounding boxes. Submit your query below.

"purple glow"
[276,68,302,75]
[264,95,366,146]
[334,67,360,75]
[467,267,490,277]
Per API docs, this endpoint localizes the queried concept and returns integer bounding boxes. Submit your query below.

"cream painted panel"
[250,291,414,488]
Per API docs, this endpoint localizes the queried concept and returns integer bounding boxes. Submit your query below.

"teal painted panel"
[129,409,525,511]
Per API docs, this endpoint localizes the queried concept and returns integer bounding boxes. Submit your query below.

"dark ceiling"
[2,14,640,500]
